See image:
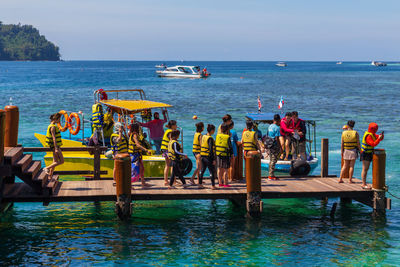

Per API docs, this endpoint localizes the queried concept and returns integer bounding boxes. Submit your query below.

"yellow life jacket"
[161,128,172,151]
[200,135,215,157]
[103,113,114,138]
[128,133,141,154]
[192,132,202,153]
[242,130,257,151]
[215,133,230,156]
[92,103,103,129]
[342,130,358,150]
[110,133,128,154]
[168,139,181,161]
[45,123,63,148]
[361,131,376,153]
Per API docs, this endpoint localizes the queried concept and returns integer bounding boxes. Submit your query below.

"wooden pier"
[0,105,391,219]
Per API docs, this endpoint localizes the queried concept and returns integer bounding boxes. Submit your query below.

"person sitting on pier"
[216,123,233,187]
[338,120,360,184]
[129,123,150,188]
[160,120,178,186]
[360,122,384,189]
[191,122,204,185]
[279,112,293,160]
[43,112,64,177]
[138,110,168,154]
[291,111,307,160]
[241,120,262,156]
[198,124,217,190]
[167,130,190,189]
[266,114,282,180]
[110,122,129,185]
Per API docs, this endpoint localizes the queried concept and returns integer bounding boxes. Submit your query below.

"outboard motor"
[289,159,311,177]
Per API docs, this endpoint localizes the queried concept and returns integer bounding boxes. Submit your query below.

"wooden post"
[93,146,101,180]
[237,143,243,180]
[4,105,19,148]
[0,110,5,164]
[321,138,329,177]
[372,149,386,214]
[245,151,262,218]
[115,153,132,220]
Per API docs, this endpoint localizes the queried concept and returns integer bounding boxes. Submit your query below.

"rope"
[386,190,400,200]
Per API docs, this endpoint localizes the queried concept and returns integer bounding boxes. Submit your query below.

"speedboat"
[276,62,287,67]
[336,61,342,65]
[371,61,387,67]
[155,63,167,68]
[245,112,319,176]
[35,89,178,178]
[157,65,211,78]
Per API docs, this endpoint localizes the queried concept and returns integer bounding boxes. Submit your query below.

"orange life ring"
[68,112,81,135]
[57,110,70,132]
[98,89,108,100]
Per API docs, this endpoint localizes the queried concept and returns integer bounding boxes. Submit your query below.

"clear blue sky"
[2,0,399,60]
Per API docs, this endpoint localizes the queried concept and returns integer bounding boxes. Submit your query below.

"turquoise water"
[0,61,400,265]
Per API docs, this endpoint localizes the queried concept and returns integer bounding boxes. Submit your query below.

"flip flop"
[362,185,371,190]
[338,180,344,183]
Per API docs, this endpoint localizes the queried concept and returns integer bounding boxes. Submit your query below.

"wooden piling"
[0,110,5,164]
[114,153,132,220]
[93,146,101,180]
[245,151,262,217]
[4,106,19,148]
[372,149,387,214]
[237,143,244,180]
[321,138,329,177]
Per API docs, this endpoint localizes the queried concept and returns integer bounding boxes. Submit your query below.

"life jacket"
[110,133,128,154]
[168,140,181,161]
[342,130,358,150]
[215,133,230,156]
[45,123,63,148]
[192,132,202,153]
[200,135,215,157]
[91,103,104,129]
[128,133,141,154]
[242,130,257,151]
[361,131,376,153]
[160,128,172,151]
[103,113,114,138]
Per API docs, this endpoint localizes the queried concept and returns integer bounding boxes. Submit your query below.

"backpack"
[263,135,279,150]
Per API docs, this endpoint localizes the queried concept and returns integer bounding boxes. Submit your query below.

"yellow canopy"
[100,99,172,113]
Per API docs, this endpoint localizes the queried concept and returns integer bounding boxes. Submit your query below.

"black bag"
[263,135,278,150]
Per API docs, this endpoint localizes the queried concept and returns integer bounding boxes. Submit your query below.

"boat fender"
[68,112,81,135]
[57,110,70,132]
[179,158,193,176]
[289,159,311,177]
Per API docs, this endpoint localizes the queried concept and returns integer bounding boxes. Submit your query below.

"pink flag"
[278,96,284,109]
[258,96,262,112]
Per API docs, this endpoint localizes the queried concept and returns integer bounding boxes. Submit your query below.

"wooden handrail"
[23,146,108,152]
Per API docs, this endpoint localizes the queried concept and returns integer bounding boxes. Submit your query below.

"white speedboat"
[157,65,211,78]
[155,63,167,68]
[336,61,342,65]
[371,61,387,67]
[276,62,287,67]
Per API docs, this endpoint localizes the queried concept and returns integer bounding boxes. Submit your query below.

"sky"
[1,0,399,61]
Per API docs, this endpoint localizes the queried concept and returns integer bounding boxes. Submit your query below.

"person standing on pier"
[216,123,233,187]
[191,122,204,185]
[217,114,232,134]
[160,120,178,186]
[279,112,293,160]
[43,112,64,178]
[167,130,189,189]
[241,120,262,155]
[360,122,384,189]
[138,110,168,154]
[338,120,360,184]
[110,122,128,185]
[266,114,282,180]
[291,111,307,160]
[198,124,217,189]
[129,123,150,188]
[228,121,240,182]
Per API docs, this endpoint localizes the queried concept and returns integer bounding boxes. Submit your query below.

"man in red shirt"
[139,110,168,154]
[291,111,307,160]
[360,122,384,189]
[280,112,293,160]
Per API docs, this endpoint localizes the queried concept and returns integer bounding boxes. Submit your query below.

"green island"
[0,22,60,61]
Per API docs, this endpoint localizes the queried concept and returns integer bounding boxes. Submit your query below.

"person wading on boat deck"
[266,114,282,181]
[291,111,307,160]
[167,130,190,189]
[241,120,262,156]
[198,124,217,190]
[160,120,178,186]
[279,112,293,160]
[360,122,384,189]
[43,112,64,178]
[129,123,150,188]
[216,123,233,187]
[110,122,129,185]
[139,110,168,154]
[191,122,204,185]
[338,120,360,184]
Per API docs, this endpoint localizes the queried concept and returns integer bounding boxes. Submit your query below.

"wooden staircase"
[4,147,59,195]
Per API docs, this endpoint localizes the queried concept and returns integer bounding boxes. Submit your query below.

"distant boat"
[155,63,167,68]
[156,65,211,78]
[336,61,342,65]
[276,62,287,67]
[371,61,387,67]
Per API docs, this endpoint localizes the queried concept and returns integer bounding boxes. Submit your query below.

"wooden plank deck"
[1,177,373,203]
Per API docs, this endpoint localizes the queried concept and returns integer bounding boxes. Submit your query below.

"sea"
[0,61,399,266]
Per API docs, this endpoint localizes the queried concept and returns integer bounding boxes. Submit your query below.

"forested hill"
[0,22,60,61]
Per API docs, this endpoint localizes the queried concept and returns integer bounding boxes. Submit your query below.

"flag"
[278,96,284,109]
[257,96,262,112]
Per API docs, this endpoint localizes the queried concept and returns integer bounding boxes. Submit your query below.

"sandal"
[362,185,371,190]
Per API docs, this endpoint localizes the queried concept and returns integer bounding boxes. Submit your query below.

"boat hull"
[157,73,207,78]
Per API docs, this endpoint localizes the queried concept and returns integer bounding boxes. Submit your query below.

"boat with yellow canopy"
[35,89,174,178]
